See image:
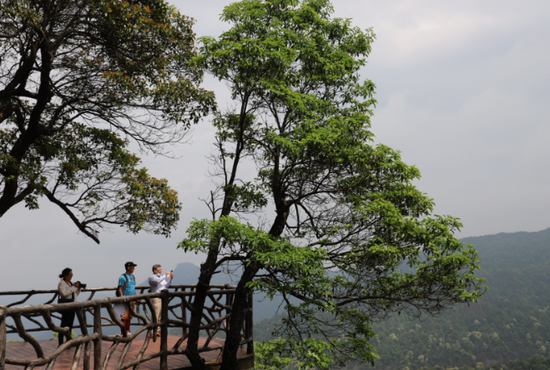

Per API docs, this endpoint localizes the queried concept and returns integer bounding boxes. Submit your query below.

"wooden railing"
[0,285,253,370]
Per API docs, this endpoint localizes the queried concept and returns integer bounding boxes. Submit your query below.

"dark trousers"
[59,310,76,346]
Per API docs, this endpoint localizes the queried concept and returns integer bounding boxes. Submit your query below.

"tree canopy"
[178,0,484,369]
[0,0,214,242]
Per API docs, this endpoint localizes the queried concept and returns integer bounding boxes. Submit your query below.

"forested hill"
[254,227,550,369]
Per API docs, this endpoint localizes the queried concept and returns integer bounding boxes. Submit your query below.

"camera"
[75,281,87,289]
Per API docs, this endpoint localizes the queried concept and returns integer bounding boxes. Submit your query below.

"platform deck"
[4,334,252,370]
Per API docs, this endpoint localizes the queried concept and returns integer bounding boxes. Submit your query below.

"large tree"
[0,0,214,242]
[179,0,484,369]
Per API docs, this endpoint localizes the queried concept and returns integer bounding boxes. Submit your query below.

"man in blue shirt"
[117,261,137,334]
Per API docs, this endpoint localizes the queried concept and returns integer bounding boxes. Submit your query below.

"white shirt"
[58,280,80,300]
[148,274,172,293]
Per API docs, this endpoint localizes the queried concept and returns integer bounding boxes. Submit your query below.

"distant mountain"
[254,227,550,369]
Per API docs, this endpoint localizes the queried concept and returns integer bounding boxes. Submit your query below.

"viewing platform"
[0,285,254,370]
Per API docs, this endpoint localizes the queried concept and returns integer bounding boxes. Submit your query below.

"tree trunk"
[186,245,221,369]
[220,263,259,370]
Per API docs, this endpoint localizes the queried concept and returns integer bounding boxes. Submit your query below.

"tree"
[0,0,214,242]
[178,0,485,368]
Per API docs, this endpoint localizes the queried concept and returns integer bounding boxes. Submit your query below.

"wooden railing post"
[181,287,187,336]
[160,289,169,370]
[0,306,7,370]
[93,302,102,370]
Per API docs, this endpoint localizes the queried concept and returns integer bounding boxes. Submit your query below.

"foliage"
[254,228,550,369]
[255,337,374,370]
[179,0,484,368]
[0,0,215,242]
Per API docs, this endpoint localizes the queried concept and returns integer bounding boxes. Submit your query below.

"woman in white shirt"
[57,268,81,346]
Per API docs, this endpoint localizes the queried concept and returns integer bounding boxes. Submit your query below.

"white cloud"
[372,84,550,236]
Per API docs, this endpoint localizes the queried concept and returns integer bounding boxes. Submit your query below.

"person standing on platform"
[57,268,81,346]
[148,264,174,338]
[117,261,137,334]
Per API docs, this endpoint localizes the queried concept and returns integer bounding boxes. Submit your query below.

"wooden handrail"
[0,285,254,370]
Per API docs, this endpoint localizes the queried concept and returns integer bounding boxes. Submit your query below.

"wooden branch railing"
[0,285,254,370]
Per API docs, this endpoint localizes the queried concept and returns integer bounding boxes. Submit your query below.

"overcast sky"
[1,0,549,291]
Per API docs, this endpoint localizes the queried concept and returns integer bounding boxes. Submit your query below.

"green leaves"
[183,0,485,368]
[121,168,181,237]
[0,0,213,240]
[256,310,379,369]
[255,338,339,370]
[180,216,324,262]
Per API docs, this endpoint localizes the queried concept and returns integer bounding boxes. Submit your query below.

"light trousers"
[151,297,162,333]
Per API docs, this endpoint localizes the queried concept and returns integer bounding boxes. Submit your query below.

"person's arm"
[166,272,173,288]
[74,282,81,298]
[148,274,165,286]
[157,274,171,291]
[58,280,78,298]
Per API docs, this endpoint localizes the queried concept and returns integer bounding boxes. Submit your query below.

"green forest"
[254,227,550,369]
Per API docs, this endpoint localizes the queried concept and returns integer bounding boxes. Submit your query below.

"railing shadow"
[0,285,254,370]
